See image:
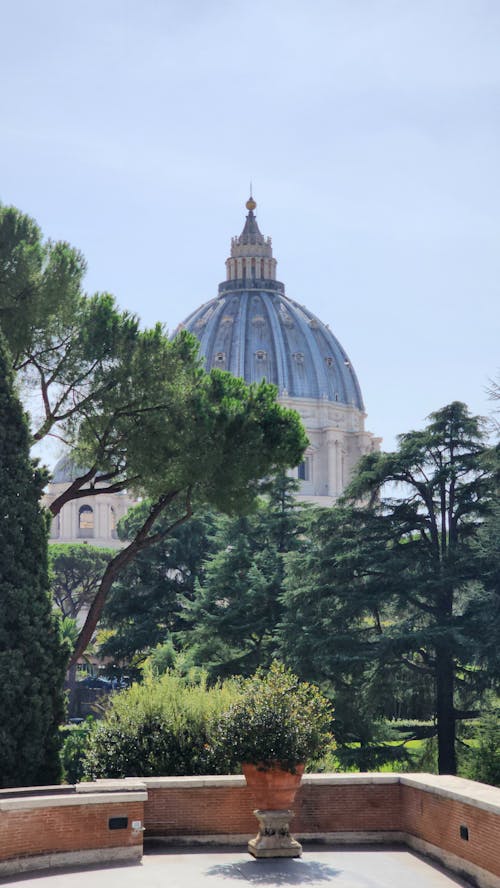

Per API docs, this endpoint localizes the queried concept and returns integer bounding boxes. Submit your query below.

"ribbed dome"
[178,198,364,410]
[51,455,86,484]
[181,291,364,408]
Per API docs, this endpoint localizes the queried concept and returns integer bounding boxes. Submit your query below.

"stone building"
[45,195,379,542]
[177,196,380,505]
[45,455,136,548]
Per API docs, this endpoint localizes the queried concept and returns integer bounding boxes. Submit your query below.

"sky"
[1,0,499,456]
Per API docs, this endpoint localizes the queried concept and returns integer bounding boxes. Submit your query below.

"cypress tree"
[0,330,67,786]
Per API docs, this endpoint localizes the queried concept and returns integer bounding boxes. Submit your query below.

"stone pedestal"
[248,809,302,858]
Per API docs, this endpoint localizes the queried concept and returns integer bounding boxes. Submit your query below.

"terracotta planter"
[242,762,305,810]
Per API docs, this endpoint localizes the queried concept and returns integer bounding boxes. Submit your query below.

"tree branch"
[68,487,192,666]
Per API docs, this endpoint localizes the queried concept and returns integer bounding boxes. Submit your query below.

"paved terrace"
[0,845,476,888]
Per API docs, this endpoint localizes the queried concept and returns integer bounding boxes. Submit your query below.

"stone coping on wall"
[76,779,147,793]
[137,772,401,789]
[399,774,500,816]
[0,781,148,811]
[136,771,500,814]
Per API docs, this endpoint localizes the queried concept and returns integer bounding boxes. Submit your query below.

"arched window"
[78,505,94,538]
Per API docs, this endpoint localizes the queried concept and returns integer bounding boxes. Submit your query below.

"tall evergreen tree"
[0,331,67,786]
[280,403,497,775]
[181,474,306,678]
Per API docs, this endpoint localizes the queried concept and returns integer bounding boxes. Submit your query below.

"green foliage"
[180,474,307,678]
[100,510,215,667]
[0,330,68,786]
[214,661,334,771]
[461,701,500,787]
[279,403,497,775]
[464,488,500,680]
[1,204,307,665]
[0,204,86,362]
[83,670,243,779]
[50,544,114,620]
[60,718,94,784]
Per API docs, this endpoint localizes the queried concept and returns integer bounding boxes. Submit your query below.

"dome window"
[221,315,233,326]
[279,305,294,327]
[214,352,226,364]
[252,315,265,326]
[325,356,334,368]
[293,352,305,364]
[255,349,267,362]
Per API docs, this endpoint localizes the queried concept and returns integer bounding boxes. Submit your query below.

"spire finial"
[246,186,257,212]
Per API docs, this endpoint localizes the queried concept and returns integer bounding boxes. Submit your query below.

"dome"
[179,198,364,410]
[51,454,85,484]
[182,291,363,408]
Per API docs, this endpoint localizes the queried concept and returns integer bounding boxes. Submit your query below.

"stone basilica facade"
[46,197,379,545]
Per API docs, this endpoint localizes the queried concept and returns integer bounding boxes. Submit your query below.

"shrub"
[461,704,500,788]
[83,670,242,779]
[214,661,334,771]
[60,718,94,783]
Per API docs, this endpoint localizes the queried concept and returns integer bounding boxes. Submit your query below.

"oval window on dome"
[255,350,267,362]
[293,352,304,364]
[214,352,226,364]
[325,356,334,368]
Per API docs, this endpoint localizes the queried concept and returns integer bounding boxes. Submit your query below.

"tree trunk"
[68,490,191,667]
[435,644,456,774]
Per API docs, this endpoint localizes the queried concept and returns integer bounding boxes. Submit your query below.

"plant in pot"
[215,661,333,857]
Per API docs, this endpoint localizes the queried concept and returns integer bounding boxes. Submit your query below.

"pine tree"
[0,331,67,786]
[100,507,215,667]
[280,403,497,775]
[181,474,306,678]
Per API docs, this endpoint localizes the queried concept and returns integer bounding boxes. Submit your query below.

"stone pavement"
[0,845,474,887]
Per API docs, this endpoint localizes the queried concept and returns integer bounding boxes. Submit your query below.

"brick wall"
[141,773,500,886]
[0,775,498,886]
[143,775,402,837]
[401,777,500,880]
[0,784,146,874]
[294,780,401,833]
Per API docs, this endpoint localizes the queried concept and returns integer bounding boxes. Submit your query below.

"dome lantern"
[223,195,280,290]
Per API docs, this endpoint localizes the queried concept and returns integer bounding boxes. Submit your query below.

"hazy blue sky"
[2,0,499,454]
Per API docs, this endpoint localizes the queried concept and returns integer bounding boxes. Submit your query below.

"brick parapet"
[401,781,500,880]
[141,773,500,886]
[0,774,498,885]
[0,783,146,877]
